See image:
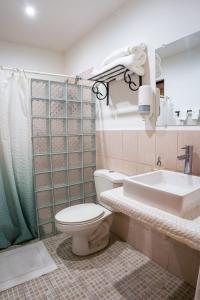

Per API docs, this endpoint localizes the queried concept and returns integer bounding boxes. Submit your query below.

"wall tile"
[104,156,124,173]
[156,131,178,170]
[96,155,105,169]
[177,131,200,175]
[96,131,108,156]
[108,131,123,159]
[96,130,123,159]
[138,131,156,165]
[122,160,137,176]
[136,163,153,174]
[122,131,138,162]
[97,129,200,176]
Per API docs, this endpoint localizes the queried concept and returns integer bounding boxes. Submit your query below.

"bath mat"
[0,241,57,292]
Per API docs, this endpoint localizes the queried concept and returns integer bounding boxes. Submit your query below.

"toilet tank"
[94,169,126,202]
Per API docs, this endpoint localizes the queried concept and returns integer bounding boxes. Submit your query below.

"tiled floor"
[0,234,195,300]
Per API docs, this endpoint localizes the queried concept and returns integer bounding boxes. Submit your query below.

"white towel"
[92,51,146,78]
[192,109,199,120]
[102,44,146,66]
[179,109,188,121]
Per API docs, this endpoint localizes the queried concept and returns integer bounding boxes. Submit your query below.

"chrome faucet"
[177,145,193,175]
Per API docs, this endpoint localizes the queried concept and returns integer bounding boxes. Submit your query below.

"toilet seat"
[55,203,105,225]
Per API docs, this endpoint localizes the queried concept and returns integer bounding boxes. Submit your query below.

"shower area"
[0,70,96,249]
[31,77,96,239]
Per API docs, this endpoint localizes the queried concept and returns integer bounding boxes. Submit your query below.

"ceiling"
[0,0,127,52]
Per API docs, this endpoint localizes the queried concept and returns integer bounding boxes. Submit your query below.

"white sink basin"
[123,170,200,219]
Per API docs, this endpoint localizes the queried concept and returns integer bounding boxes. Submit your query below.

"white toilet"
[55,169,125,256]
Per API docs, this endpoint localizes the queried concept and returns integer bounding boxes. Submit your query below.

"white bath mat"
[0,241,57,292]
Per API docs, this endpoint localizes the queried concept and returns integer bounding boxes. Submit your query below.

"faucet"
[177,145,193,175]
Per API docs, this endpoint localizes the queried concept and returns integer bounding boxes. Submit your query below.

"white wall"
[0,40,65,74]
[64,0,200,75]
[64,0,200,130]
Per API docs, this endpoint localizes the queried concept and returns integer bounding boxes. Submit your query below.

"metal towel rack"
[88,64,142,106]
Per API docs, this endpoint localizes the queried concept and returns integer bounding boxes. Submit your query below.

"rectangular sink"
[123,170,200,219]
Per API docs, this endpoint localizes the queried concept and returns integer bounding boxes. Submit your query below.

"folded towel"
[102,43,146,66]
[179,109,188,121]
[92,53,145,77]
[192,109,199,120]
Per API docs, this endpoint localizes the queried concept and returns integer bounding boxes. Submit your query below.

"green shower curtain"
[0,70,37,249]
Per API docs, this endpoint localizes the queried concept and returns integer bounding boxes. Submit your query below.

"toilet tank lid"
[94,169,127,183]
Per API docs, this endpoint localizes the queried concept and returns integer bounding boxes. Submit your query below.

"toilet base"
[72,234,110,256]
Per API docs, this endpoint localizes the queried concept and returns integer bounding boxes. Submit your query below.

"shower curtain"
[0,70,37,249]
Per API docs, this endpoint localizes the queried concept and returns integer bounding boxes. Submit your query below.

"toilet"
[55,169,125,256]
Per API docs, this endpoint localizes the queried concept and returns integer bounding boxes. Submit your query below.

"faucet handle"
[181,145,193,152]
[181,145,189,150]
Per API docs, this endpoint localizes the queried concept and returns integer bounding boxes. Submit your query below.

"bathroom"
[0,0,200,299]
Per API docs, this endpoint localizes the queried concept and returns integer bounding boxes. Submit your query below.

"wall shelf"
[88,64,142,105]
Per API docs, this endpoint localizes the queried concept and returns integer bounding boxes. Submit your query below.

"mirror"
[156,31,200,126]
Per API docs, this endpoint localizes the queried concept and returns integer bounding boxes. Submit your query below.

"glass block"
[83,119,95,133]
[54,187,68,204]
[70,199,84,206]
[84,151,96,166]
[68,136,82,152]
[36,190,52,208]
[83,135,95,151]
[69,184,83,200]
[68,168,82,184]
[84,181,95,195]
[52,171,66,187]
[50,82,65,100]
[34,156,50,173]
[82,86,92,102]
[33,119,49,136]
[35,173,52,190]
[51,101,65,118]
[39,223,53,239]
[84,166,95,181]
[51,137,66,153]
[52,154,67,171]
[83,103,96,118]
[32,99,49,117]
[85,195,96,203]
[67,119,81,134]
[67,101,81,118]
[32,80,49,99]
[38,207,53,223]
[51,119,65,135]
[68,153,82,169]
[33,137,50,154]
[67,84,81,101]
[54,203,68,215]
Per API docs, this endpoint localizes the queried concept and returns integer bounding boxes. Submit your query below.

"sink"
[123,170,200,219]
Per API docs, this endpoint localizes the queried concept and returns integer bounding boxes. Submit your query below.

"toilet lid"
[55,203,105,224]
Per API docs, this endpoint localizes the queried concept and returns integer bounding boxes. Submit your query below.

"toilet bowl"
[55,169,125,256]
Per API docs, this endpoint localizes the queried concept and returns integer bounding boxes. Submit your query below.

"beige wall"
[96,130,200,176]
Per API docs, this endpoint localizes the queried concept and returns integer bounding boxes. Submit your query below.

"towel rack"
[88,64,142,105]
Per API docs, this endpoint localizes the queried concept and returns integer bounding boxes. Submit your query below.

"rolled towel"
[92,53,145,77]
[102,43,146,66]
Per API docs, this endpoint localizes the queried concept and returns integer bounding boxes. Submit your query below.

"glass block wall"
[31,79,96,238]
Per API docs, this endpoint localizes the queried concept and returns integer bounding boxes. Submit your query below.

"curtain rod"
[0,65,81,79]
